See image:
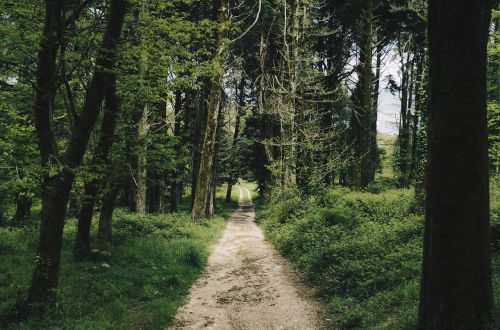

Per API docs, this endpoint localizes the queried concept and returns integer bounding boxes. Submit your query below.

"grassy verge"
[1,203,227,329]
[257,181,500,329]
[217,180,259,205]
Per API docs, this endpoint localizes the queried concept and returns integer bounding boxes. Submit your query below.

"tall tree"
[225,77,245,203]
[191,0,228,220]
[170,89,184,211]
[351,0,374,188]
[75,74,121,257]
[418,0,493,328]
[27,0,126,307]
[135,103,148,214]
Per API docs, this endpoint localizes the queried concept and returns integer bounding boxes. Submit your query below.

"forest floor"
[169,187,333,330]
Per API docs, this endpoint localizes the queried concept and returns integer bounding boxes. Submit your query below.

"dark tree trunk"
[25,0,66,308]
[0,201,4,226]
[418,1,493,328]
[191,82,209,208]
[27,0,126,308]
[67,190,79,218]
[225,77,244,203]
[32,0,62,168]
[148,169,164,213]
[127,179,136,212]
[225,184,233,203]
[75,74,120,258]
[350,0,373,188]
[14,191,32,226]
[0,190,5,226]
[97,174,121,242]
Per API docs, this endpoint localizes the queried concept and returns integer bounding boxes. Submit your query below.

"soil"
[169,188,333,330]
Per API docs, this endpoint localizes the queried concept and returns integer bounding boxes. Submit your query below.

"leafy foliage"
[258,185,500,329]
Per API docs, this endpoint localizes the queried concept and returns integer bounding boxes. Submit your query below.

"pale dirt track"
[169,188,333,330]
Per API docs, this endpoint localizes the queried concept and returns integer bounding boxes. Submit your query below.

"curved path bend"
[169,187,332,330]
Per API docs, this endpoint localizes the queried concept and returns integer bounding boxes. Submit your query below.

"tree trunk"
[26,0,74,307]
[170,89,183,212]
[135,104,148,214]
[351,0,373,188]
[191,81,209,208]
[14,190,32,226]
[127,179,136,212]
[148,170,163,213]
[370,42,382,181]
[27,0,126,308]
[191,0,227,220]
[97,173,121,242]
[418,1,493,328]
[75,74,120,258]
[225,77,244,203]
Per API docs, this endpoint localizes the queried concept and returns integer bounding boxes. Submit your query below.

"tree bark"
[148,169,163,213]
[97,173,121,242]
[14,190,32,226]
[25,0,67,308]
[27,0,126,308]
[225,78,244,203]
[135,104,148,214]
[191,81,209,208]
[351,0,373,188]
[170,89,183,211]
[75,74,120,258]
[418,1,493,328]
[191,0,227,220]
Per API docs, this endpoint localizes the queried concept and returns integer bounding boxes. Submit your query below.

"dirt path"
[169,188,332,330]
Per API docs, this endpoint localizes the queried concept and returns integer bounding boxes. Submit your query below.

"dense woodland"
[0,0,499,329]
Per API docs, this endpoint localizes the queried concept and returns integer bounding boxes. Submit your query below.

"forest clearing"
[0,0,499,329]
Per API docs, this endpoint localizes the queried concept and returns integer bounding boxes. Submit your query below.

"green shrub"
[258,185,500,329]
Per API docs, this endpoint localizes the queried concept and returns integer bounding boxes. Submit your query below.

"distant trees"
[418,0,493,328]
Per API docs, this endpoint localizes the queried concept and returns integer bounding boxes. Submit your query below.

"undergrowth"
[258,180,500,329]
[0,208,226,329]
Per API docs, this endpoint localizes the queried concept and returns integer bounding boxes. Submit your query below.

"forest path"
[169,188,332,329]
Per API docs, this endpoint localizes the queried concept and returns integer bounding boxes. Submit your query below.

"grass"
[375,132,397,185]
[217,179,259,205]
[257,180,500,329]
[0,197,229,329]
